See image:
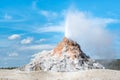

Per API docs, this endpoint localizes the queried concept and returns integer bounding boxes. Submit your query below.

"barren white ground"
[0,69,120,80]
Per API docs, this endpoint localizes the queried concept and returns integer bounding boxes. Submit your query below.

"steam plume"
[64,9,117,59]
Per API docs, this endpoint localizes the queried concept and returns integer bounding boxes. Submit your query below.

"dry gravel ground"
[0,69,120,80]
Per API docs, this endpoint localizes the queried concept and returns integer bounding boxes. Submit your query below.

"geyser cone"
[53,37,89,59]
[24,37,104,72]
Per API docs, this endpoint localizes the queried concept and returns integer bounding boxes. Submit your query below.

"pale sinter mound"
[25,37,104,72]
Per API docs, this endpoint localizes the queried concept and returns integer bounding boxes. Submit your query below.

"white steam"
[64,10,117,59]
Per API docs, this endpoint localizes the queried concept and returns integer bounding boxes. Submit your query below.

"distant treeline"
[96,59,120,70]
[0,67,18,70]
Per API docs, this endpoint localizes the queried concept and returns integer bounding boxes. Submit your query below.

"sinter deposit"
[25,37,104,72]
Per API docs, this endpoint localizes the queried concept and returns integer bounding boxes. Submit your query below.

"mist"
[64,9,117,59]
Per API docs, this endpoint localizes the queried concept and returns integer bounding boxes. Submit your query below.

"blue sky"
[0,0,120,67]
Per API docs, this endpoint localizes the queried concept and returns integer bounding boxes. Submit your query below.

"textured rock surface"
[25,37,104,72]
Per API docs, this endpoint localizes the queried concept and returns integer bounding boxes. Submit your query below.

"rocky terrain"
[24,37,104,71]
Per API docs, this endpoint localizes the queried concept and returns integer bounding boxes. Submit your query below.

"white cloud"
[0,13,25,22]
[20,44,55,50]
[8,34,21,40]
[40,10,49,17]
[64,9,118,59]
[39,38,47,42]
[8,52,19,57]
[21,37,33,44]
[35,38,48,43]
[4,13,12,20]
[35,25,64,33]
[39,10,58,19]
